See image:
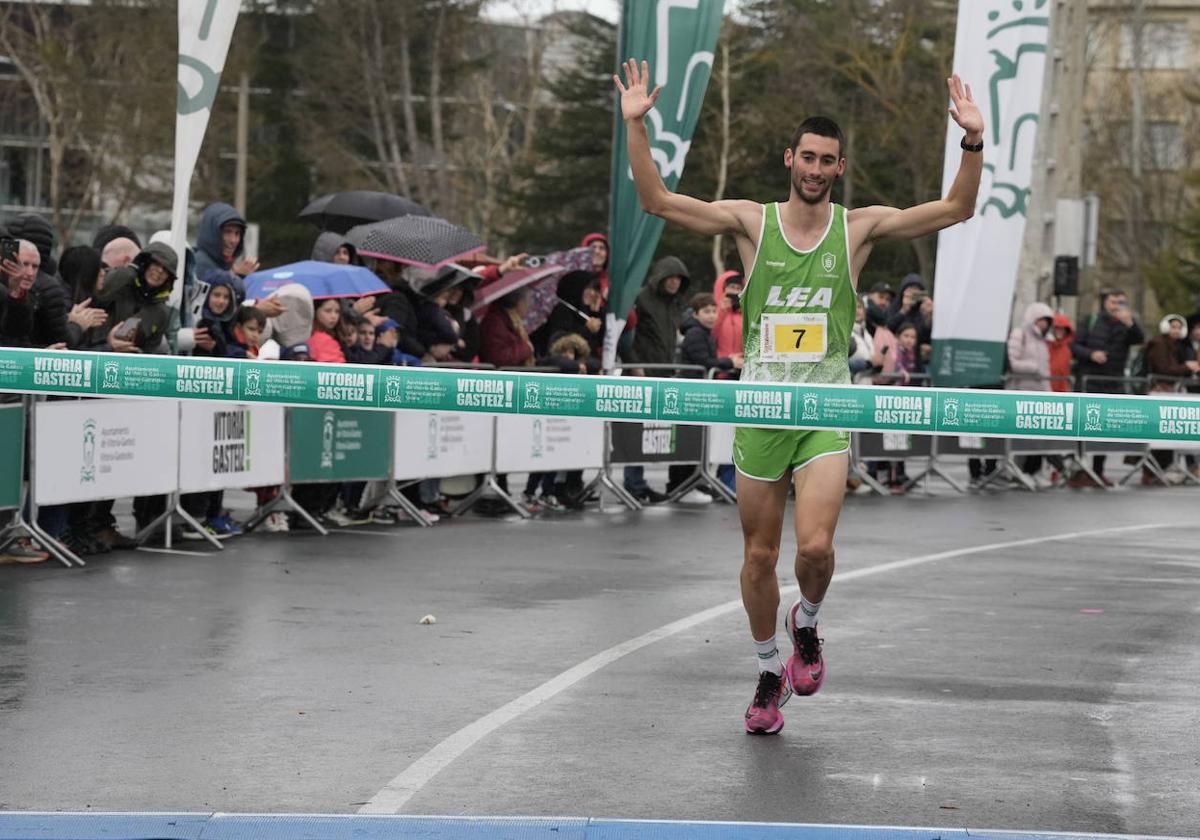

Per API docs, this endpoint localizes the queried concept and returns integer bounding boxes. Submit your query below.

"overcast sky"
[483,0,747,25]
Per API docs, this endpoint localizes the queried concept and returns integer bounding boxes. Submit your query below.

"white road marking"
[135,547,214,557]
[359,521,1172,815]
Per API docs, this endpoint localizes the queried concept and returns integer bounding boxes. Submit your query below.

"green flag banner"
[0,403,23,510]
[1,349,1198,445]
[604,0,725,368]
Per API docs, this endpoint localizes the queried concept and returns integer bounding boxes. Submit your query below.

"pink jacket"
[308,330,346,364]
[712,270,743,360]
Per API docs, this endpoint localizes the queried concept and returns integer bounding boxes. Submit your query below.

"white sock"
[792,594,821,629]
[754,636,783,675]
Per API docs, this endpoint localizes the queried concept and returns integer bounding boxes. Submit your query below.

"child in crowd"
[376,319,423,366]
[676,292,743,497]
[227,306,264,359]
[893,322,923,383]
[309,299,346,363]
[195,277,238,358]
[346,318,392,365]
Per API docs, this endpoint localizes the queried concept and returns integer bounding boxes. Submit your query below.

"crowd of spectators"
[3,203,1199,563]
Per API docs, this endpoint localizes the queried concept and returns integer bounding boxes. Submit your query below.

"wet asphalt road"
[1,484,1198,836]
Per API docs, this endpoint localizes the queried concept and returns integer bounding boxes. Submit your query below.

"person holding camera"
[1070,289,1145,486]
[0,240,43,347]
[713,270,744,379]
[95,242,178,354]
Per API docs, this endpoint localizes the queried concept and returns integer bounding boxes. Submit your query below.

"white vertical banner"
[170,0,241,306]
[931,3,1052,387]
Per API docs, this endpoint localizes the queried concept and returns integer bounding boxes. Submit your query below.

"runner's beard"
[792,171,833,205]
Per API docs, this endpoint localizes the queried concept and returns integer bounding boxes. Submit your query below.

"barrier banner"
[0,404,23,510]
[393,412,494,481]
[934,435,1007,458]
[610,422,704,465]
[855,433,934,459]
[495,415,604,473]
[2,349,1199,445]
[288,408,392,483]
[178,403,285,493]
[33,399,179,505]
[708,422,735,465]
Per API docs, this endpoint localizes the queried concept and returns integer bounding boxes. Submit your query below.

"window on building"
[1113,121,1187,171]
[1118,21,1189,70]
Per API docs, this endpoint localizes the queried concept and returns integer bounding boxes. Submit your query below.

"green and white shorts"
[732,426,850,483]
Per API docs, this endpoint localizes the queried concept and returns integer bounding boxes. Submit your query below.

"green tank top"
[741,202,855,385]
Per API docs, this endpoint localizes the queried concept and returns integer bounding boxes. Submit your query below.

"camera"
[0,236,18,266]
[522,255,544,269]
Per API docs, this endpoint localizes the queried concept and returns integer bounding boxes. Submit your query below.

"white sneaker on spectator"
[325,508,352,527]
[397,507,439,524]
[676,488,713,505]
[263,512,289,533]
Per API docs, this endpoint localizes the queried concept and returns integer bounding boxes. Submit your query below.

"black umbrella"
[298,191,431,234]
[346,216,486,269]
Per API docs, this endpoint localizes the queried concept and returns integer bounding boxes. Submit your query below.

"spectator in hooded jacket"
[194,202,258,299]
[1048,312,1075,393]
[628,255,690,367]
[544,270,604,364]
[622,256,691,503]
[311,231,360,265]
[95,242,177,353]
[1006,302,1053,392]
[194,278,238,358]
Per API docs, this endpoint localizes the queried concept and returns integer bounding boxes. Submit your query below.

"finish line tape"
[1,347,1198,443]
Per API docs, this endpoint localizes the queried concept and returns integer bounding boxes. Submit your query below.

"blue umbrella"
[244,260,388,301]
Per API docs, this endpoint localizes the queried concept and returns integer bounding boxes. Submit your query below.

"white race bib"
[759,313,828,363]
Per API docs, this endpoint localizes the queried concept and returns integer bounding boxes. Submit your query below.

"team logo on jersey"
[821,252,836,273]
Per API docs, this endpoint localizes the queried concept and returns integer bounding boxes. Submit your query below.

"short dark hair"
[790,116,846,158]
[690,292,716,311]
[1100,288,1127,304]
[236,305,265,328]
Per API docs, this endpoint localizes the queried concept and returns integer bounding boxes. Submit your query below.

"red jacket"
[308,330,345,364]
[480,308,533,367]
[1048,312,1074,392]
[712,270,743,360]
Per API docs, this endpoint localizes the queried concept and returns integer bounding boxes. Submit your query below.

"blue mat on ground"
[0,814,1188,840]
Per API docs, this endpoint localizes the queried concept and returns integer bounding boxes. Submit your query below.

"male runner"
[614,59,984,734]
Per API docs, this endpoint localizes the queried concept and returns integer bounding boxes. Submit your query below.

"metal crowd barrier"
[587,363,731,511]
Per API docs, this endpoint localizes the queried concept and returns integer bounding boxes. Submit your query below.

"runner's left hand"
[947,74,983,141]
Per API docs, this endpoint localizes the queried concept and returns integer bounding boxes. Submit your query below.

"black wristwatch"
[961,136,984,153]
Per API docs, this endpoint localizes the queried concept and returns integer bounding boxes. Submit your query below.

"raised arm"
[614,59,758,238]
[855,75,985,243]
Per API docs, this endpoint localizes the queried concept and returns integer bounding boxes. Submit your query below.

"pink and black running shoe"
[744,669,791,735]
[785,604,826,696]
